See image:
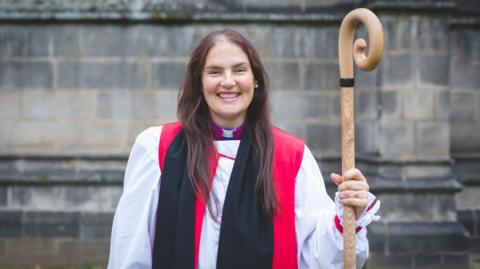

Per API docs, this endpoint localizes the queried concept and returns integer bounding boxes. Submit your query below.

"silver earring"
[254,84,259,88]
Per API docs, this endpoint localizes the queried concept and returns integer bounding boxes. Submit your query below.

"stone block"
[378,193,455,222]
[401,164,452,181]
[332,92,340,117]
[379,16,397,52]
[380,90,400,118]
[450,91,475,121]
[304,62,338,91]
[81,26,141,57]
[271,92,330,120]
[0,92,21,119]
[304,0,355,9]
[456,30,480,62]
[263,27,308,59]
[414,254,469,269]
[403,90,434,120]
[52,25,82,57]
[451,60,480,91]
[272,121,305,139]
[244,0,300,10]
[365,253,413,269]
[78,121,129,151]
[80,212,114,239]
[57,239,110,266]
[3,238,60,267]
[57,61,147,90]
[0,187,6,207]
[97,90,178,120]
[356,91,378,120]
[381,53,412,87]
[10,121,58,149]
[415,121,449,158]
[476,94,480,122]
[355,66,378,92]
[0,210,22,237]
[265,62,301,91]
[419,55,449,86]
[151,62,186,90]
[417,16,448,52]
[370,222,469,255]
[355,120,378,155]
[22,90,96,120]
[435,90,449,120]
[0,25,51,57]
[306,123,340,155]
[378,121,414,158]
[131,91,178,120]
[97,91,133,119]
[313,27,338,60]
[10,186,62,210]
[64,186,122,212]
[23,211,80,237]
[457,210,475,235]
[451,123,480,154]
[396,16,413,51]
[455,186,480,211]
[0,61,53,89]
[0,239,4,256]
[136,26,199,57]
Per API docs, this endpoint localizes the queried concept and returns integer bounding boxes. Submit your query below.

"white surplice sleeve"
[295,145,379,269]
[108,126,162,269]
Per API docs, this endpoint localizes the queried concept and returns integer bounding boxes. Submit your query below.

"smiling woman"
[107,29,380,269]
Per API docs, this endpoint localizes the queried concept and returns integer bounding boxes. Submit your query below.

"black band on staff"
[339,78,354,87]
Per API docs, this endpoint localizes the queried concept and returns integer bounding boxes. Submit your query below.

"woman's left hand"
[330,168,369,219]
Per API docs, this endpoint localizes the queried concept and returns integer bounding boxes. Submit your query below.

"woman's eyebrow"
[232,62,249,68]
[204,62,249,70]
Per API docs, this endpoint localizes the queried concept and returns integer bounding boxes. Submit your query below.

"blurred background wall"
[0,0,479,268]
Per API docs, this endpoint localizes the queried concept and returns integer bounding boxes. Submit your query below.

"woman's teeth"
[218,93,240,98]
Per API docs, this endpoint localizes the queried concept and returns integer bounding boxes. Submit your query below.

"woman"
[108,29,380,269]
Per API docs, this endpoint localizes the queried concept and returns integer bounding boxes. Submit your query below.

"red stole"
[158,122,304,269]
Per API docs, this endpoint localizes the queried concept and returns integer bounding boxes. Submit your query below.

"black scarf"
[152,128,274,269]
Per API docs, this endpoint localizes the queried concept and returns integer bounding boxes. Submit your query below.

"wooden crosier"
[338,8,384,269]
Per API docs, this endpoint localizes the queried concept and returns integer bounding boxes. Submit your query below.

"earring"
[254,83,259,88]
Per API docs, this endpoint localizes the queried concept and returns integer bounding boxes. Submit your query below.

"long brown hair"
[177,29,277,217]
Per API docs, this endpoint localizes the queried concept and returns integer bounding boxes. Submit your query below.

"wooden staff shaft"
[338,8,384,269]
[341,86,357,269]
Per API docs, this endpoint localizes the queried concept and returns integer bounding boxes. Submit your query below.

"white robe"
[108,126,380,269]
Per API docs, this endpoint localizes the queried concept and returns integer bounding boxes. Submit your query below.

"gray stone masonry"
[0,0,479,268]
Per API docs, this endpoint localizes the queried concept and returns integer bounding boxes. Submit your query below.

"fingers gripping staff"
[338,8,384,269]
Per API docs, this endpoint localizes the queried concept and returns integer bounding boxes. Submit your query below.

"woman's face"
[202,41,255,128]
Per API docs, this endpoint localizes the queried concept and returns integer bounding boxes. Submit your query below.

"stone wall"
[450,19,480,269]
[0,0,479,268]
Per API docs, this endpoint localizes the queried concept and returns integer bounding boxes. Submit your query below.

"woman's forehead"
[204,41,250,67]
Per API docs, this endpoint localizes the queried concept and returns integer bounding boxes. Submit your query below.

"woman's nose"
[220,74,235,88]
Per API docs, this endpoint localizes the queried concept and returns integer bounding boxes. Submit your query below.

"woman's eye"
[234,68,247,73]
[208,70,221,75]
